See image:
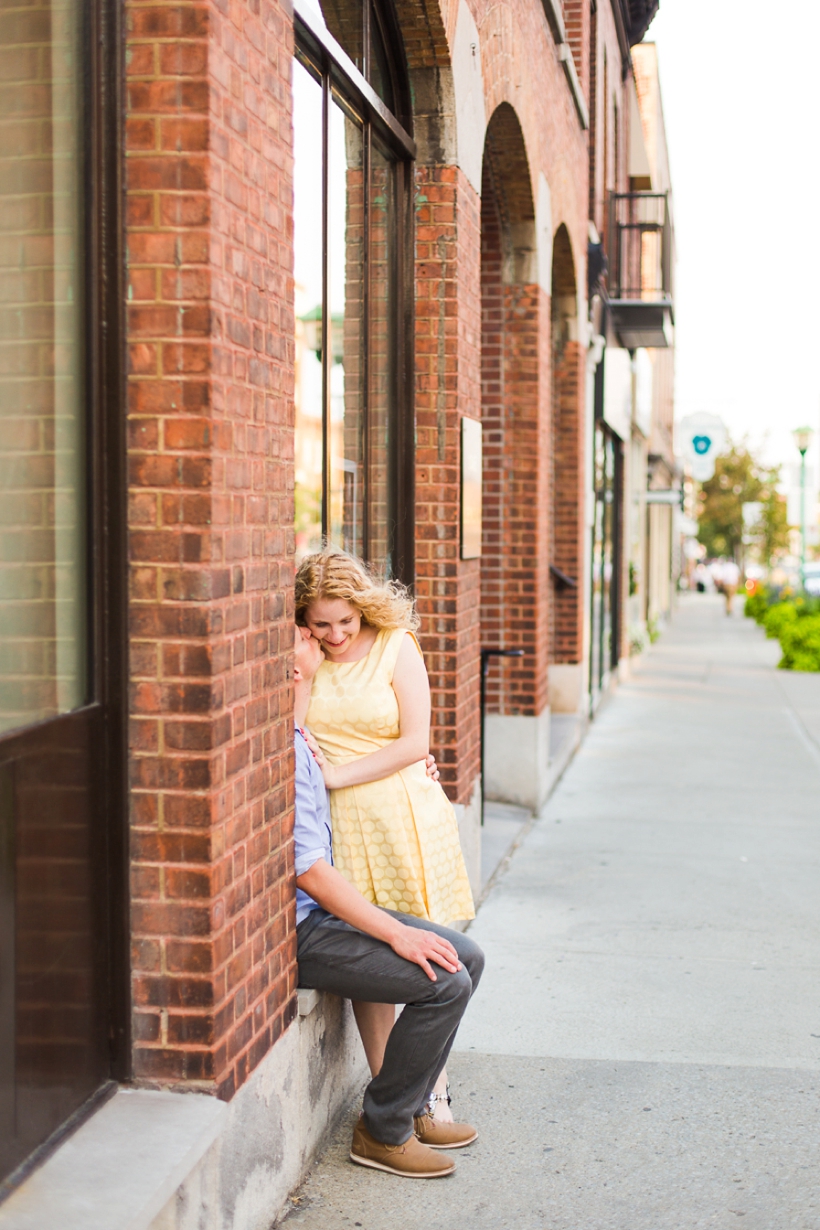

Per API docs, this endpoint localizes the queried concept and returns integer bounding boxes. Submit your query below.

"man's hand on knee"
[389,925,462,981]
[298,858,461,981]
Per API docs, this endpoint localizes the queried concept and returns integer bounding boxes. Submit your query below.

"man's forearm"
[297,859,403,945]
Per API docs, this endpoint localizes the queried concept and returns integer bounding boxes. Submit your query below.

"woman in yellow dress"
[295,548,475,1118]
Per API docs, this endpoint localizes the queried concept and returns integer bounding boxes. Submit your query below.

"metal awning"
[609,299,673,349]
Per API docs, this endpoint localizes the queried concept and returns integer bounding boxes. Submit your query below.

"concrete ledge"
[477,712,585,906]
[485,710,551,812]
[0,991,367,1230]
[297,988,321,1016]
[549,663,584,714]
[0,1089,226,1230]
[150,993,367,1230]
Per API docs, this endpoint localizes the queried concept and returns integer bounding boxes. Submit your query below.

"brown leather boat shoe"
[350,1118,456,1178]
[413,1113,478,1149]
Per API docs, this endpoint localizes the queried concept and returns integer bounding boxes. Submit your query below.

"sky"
[648,0,820,491]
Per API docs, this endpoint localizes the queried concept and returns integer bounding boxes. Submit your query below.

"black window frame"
[0,0,128,1190]
[293,0,415,583]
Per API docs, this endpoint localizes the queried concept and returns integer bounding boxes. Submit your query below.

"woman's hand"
[302,727,326,768]
[300,726,342,788]
[425,753,440,782]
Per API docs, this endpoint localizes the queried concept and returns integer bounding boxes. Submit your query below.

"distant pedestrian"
[721,559,741,614]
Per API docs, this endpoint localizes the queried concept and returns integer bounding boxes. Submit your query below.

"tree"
[750,466,790,568]
[697,440,762,560]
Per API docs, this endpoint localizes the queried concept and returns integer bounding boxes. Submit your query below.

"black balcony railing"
[607,191,674,349]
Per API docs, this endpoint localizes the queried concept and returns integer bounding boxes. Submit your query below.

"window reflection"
[590,425,616,701]
[294,3,406,575]
[298,0,400,112]
[0,0,87,736]
[293,60,324,558]
[368,143,394,569]
[320,0,364,74]
[328,98,365,558]
[369,8,395,114]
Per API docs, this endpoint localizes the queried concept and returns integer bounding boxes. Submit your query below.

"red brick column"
[551,339,586,662]
[414,165,482,804]
[125,0,296,1097]
[479,160,549,719]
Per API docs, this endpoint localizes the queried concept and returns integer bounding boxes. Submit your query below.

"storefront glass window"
[327,96,365,557]
[0,0,87,735]
[590,421,619,706]
[367,141,393,567]
[293,60,324,557]
[293,1,410,576]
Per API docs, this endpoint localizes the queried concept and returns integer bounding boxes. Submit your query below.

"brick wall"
[414,165,482,804]
[125,0,296,1097]
[591,0,631,244]
[551,339,585,661]
[409,0,590,785]
[479,110,549,719]
[479,168,504,698]
[563,0,590,100]
[588,1,598,224]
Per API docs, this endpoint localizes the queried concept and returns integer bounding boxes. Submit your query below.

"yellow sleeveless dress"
[306,628,475,925]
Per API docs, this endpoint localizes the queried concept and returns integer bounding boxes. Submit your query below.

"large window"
[0,0,87,736]
[590,415,622,709]
[293,0,413,578]
[0,0,126,1185]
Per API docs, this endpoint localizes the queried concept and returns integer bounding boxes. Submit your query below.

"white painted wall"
[536,173,553,293]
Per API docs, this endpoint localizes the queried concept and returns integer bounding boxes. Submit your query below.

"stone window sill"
[0,1088,226,1230]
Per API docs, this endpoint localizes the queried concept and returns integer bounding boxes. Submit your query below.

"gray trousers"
[296,908,484,1146]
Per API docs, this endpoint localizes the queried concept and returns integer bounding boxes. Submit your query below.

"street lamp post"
[793,426,814,590]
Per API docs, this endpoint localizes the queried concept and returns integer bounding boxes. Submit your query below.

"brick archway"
[480,104,550,808]
[549,223,585,710]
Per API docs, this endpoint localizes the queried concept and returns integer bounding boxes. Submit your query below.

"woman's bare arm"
[319,634,431,790]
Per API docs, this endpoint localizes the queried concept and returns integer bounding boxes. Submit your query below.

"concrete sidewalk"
[278,596,820,1230]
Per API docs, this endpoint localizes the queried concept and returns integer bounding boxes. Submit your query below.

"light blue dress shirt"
[294,725,333,925]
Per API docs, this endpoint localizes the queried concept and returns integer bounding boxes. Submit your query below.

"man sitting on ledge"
[292,624,484,1179]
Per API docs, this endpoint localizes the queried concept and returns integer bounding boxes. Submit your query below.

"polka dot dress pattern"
[306,628,475,925]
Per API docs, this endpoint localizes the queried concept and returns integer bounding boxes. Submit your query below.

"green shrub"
[763,602,798,640]
[794,595,820,618]
[744,591,768,623]
[778,614,820,672]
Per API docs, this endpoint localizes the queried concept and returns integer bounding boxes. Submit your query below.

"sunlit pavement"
[279,595,820,1230]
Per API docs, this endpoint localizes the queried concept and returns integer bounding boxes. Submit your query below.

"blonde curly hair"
[295,548,419,633]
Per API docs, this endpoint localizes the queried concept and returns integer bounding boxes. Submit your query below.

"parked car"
[804,562,820,597]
